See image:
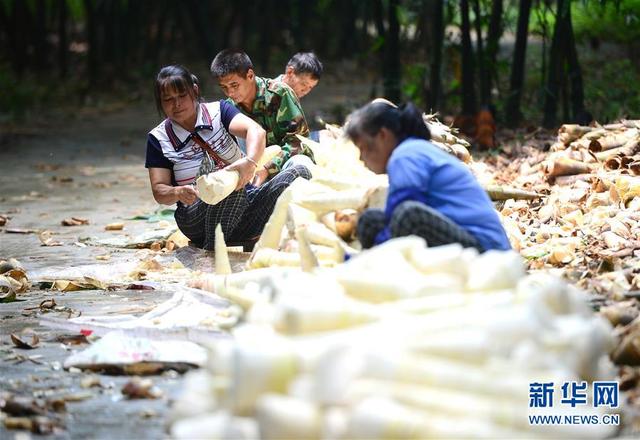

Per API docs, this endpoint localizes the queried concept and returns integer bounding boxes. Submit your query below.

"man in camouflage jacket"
[211,49,314,185]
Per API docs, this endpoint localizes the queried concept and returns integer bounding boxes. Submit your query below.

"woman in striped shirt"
[145,65,310,250]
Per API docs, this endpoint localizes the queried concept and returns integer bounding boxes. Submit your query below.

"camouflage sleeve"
[263,88,314,176]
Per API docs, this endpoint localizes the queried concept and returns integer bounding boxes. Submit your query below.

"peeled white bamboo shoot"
[256,145,282,168]
[297,189,368,215]
[197,170,239,205]
[250,248,301,268]
[215,224,232,275]
[252,178,307,252]
[287,203,318,232]
[255,394,322,440]
[295,227,319,272]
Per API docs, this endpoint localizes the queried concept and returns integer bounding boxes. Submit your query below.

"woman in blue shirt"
[345,101,511,252]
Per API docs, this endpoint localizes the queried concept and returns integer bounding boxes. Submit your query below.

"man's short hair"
[286,52,323,79]
[210,49,254,78]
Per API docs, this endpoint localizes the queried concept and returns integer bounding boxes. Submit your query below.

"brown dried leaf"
[0,214,8,226]
[38,230,63,247]
[80,375,102,389]
[11,332,40,349]
[121,377,163,399]
[105,222,124,231]
[56,334,89,345]
[61,217,89,226]
[5,228,39,234]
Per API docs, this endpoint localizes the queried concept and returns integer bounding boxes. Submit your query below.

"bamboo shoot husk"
[484,185,542,201]
[604,156,622,170]
[552,174,594,186]
[588,129,638,152]
[335,209,358,241]
[543,158,592,177]
[595,138,640,160]
[558,124,593,144]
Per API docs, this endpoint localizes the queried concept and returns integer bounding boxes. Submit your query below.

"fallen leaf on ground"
[55,334,89,345]
[0,260,30,294]
[61,217,89,226]
[0,290,17,302]
[60,392,92,402]
[11,332,40,349]
[77,166,96,176]
[95,254,111,261]
[0,394,45,416]
[33,163,62,171]
[167,230,189,249]
[22,298,58,315]
[80,375,102,389]
[51,176,73,183]
[105,222,124,231]
[5,228,39,234]
[121,377,163,399]
[38,230,63,247]
[0,215,8,226]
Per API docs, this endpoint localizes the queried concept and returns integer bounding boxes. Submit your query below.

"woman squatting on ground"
[145,65,311,250]
[345,100,511,252]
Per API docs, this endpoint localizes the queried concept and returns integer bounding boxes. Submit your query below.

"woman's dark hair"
[154,65,201,115]
[345,101,430,143]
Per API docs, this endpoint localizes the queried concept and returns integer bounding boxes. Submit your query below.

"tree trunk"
[473,0,488,105]
[543,0,569,128]
[183,0,215,63]
[485,0,503,104]
[427,0,444,111]
[460,0,477,115]
[12,0,29,75]
[33,0,47,72]
[384,0,401,102]
[58,0,68,78]
[564,6,585,120]
[84,0,98,86]
[505,0,532,127]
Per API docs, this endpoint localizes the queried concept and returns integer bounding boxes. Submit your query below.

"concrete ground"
[0,104,202,439]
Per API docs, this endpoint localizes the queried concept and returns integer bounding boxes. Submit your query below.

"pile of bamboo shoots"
[492,120,640,300]
[173,237,621,439]
[240,115,537,271]
[240,135,389,270]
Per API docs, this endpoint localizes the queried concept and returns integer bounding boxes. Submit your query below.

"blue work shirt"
[375,137,511,251]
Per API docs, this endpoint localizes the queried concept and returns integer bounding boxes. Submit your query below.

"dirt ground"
[0,103,184,439]
[0,71,376,438]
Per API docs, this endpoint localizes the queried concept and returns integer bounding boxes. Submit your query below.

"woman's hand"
[252,167,269,187]
[175,185,199,205]
[225,158,257,190]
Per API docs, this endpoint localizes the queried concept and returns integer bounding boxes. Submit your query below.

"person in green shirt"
[210,49,314,187]
[274,52,323,99]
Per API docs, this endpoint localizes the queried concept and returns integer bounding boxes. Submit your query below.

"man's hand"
[252,167,269,187]
[225,158,257,190]
[175,185,199,205]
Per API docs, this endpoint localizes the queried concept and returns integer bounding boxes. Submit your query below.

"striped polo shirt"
[145,100,241,186]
